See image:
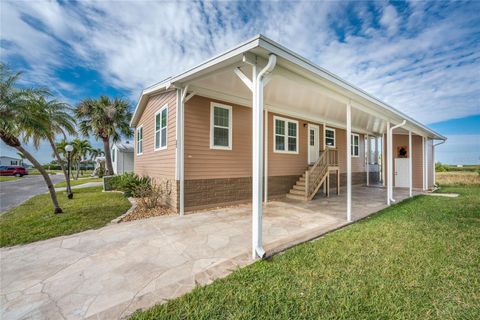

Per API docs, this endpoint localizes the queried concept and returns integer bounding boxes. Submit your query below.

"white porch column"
[387,122,392,205]
[425,138,429,190]
[177,86,188,216]
[264,108,269,203]
[409,130,412,197]
[366,134,370,186]
[422,136,426,190]
[323,122,327,194]
[381,133,386,186]
[346,101,352,222]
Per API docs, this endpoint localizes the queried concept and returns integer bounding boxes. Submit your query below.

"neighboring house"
[0,156,23,167]
[111,141,134,174]
[130,35,446,257]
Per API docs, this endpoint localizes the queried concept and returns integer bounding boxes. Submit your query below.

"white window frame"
[210,102,233,150]
[325,127,336,148]
[351,133,360,157]
[136,125,143,155]
[273,115,299,154]
[154,104,168,151]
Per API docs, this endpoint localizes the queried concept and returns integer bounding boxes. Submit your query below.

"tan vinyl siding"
[184,96,252,179]
[384,133,425,189]
[184,95,371,180]
[333,128,366,174]
[134,90,177,179]
[268,113,311,176]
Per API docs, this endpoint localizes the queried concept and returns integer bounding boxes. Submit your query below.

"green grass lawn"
[54,177,103,188]
[0,176,20,182]
[132,186,480,320]
[0,187,131,247]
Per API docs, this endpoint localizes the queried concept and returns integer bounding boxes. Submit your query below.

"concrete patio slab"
[0,186,419,319]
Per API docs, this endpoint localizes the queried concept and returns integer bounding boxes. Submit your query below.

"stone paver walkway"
[0,186,417,319]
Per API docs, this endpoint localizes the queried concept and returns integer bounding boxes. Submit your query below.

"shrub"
[109,172,151,197]
[134,182,162,209]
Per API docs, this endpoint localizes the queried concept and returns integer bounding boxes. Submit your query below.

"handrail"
[305,149,338,199]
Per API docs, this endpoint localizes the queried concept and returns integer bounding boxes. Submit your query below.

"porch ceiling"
[188,65,388,135]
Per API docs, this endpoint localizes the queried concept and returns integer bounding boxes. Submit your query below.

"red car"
[0,166,28,177]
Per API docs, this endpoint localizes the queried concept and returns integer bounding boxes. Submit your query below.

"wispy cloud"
[1,1,479,163]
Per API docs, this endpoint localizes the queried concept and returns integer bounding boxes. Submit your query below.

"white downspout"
[408,130,412,197]
[179,85,189,216]
[252,54,277,259]
[388,120,406,204]
[433,140,446,187]
[264,108,269,204]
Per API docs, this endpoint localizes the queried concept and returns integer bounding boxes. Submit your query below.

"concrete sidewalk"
[0,186,415,319]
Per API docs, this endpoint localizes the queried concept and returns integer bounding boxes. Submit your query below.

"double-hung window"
[210,103,232,150]
[136,126,143,155]
[274,116,298,153]
[325,127,336,148]
[351,133,360,157]
[154,105,168,150]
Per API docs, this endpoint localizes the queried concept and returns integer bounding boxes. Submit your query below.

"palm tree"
[29,96,76,178]
[75,96,132,175]
[71,139,92,180]
[0,64,62,213]
[16,151,26,167]
[89,147,104,161]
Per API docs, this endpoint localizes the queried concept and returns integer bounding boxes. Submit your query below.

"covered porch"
[165,36,444,258]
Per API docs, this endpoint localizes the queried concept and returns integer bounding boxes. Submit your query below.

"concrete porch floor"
[0,186,420,319]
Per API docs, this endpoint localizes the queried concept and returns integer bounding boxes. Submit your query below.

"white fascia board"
[257,36,446,141]
[130,84,174,127]
[130,36,262,127]
[169,36,261,85]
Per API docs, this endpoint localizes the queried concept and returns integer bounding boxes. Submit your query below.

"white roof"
[113,141,134,153]
[131,34,446,140]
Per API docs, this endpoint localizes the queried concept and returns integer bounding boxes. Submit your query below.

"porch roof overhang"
[130,34,446,140]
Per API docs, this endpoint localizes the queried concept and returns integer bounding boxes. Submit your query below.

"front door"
[308,124,320,164]
[394,158,409,187]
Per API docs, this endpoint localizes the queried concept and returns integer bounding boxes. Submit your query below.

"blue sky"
[1,0,479,164]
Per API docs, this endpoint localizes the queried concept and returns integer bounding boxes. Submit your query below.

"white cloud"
[379,5,400,36]
[1,0,479,126]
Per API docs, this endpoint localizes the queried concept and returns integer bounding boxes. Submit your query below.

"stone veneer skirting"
[162,173,377,212]
[150,177,179,211]
[183,175,300,211]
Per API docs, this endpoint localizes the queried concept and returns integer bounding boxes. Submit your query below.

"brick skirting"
[183,175,300,211]
[328,172,368,188]
[166,173,374,212]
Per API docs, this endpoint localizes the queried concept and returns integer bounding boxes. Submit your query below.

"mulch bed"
[121,202,175,222]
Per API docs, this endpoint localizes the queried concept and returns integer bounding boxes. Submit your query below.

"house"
[0,156,23,167]
[111,141,134,174]
[130,35,446,258]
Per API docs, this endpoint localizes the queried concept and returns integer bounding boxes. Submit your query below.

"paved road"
[0,174,65,213]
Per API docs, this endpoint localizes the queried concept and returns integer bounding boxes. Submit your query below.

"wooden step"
[293,185,305,191]
[296,181,305,186]
[289,189,305,196]
[286,193,307,201]
[299,177,305,182]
